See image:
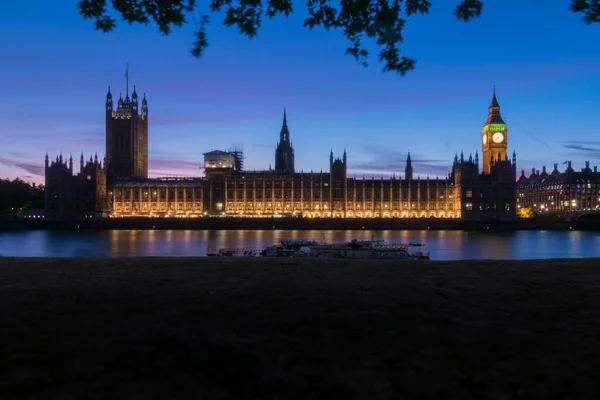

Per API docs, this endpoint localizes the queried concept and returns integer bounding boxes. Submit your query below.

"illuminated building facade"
[516,161,600,214]
[44,85,517,221]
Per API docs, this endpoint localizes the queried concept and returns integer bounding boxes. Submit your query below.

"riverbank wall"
[1,216,599,231]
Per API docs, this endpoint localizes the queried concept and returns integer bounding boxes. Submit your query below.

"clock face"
[482,135,487,145]
[492,132,504,143]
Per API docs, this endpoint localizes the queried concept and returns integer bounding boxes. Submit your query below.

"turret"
[329,149,333,172]
[141,93,148,117]
[343,149,347,174]
[69,154,73,173]
[80,153,84,172]
[45,152,49,169]
[106,86,113,111]
[131,85,138,111]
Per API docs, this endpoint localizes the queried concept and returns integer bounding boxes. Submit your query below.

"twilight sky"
[0,0,598,184]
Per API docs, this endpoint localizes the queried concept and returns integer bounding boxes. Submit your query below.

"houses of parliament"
[44,84,518,221]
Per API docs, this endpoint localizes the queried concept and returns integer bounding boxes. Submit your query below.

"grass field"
[1,257,600,399]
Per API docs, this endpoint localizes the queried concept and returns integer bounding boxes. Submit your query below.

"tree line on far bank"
[0,178,44,214]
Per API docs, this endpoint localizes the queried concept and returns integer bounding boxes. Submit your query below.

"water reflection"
[1,230,600,260]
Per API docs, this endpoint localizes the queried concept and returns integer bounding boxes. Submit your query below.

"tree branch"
[76,0,600,75]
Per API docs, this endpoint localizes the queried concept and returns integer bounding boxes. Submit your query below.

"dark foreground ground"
[1,258,600,399]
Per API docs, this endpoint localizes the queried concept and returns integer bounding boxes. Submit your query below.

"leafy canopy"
[78,0,599,75]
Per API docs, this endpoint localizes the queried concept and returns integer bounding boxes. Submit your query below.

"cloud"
[562,141,600,158]
[525,131,552,150]
[15,163,44,176]
[0,157,44,177]
[346,145,452,178]
[148,158,203,177]
[149,158,201,169]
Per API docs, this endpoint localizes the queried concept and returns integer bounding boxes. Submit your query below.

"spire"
[279,108,290,143]
[106,85,112,99]
[405,152,413,180]
[490,85,499,108]
[486,86,505,124]
[125,63,129,98]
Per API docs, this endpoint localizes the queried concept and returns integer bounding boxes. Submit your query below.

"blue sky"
[0,0,598,184]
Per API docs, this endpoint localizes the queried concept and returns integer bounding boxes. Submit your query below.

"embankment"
[2,216,598,231]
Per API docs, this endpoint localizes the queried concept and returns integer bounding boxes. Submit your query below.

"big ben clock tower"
[481,88,507,174]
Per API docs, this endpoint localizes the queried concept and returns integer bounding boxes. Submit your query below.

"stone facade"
[44,86,517,221]
[516,161,600,214]
[105,86,148,181]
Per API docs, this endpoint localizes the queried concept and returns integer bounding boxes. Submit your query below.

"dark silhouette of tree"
[0,178,45,213]
[78,0,599,75]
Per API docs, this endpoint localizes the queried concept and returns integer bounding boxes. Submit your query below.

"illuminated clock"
[492,132,504,143]
[482,135,487,145]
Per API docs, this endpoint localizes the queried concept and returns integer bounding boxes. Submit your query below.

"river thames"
[1,229,599,260]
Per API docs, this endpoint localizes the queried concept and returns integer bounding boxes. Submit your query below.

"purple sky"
[0,0,599,184]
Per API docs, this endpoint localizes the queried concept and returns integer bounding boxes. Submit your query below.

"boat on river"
[260,238,430,260]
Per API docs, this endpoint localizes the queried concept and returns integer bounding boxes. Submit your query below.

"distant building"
[44,83,517,221]
[516,161,600,214]
[44,153,107,219]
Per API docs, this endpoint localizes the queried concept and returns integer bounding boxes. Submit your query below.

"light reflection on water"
[0,230,599,260]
